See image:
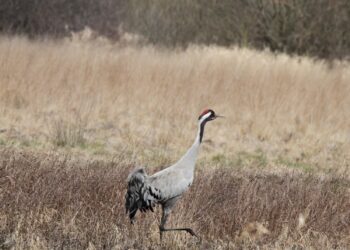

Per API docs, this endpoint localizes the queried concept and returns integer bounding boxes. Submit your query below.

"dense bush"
[126,0,350,59]
[0,0,128,39]
[0,0,350,59]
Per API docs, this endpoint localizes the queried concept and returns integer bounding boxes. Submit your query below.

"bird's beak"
[214,115,225,119]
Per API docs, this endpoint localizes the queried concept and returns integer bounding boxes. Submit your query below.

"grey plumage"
[125,109,222,240]
[125,165,192,220]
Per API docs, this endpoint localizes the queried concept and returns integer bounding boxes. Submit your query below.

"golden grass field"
[0,35,350,249]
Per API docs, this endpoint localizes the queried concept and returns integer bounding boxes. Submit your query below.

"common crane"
[125,109,223,240]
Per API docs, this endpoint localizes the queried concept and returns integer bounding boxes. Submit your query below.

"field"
[0,36,350,249]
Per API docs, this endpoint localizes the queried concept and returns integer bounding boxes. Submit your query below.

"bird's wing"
[148,168,191,201]
[125,168,162,222]
[125,166,192,222]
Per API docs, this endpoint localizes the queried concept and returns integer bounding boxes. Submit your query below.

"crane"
[125,109,223,240]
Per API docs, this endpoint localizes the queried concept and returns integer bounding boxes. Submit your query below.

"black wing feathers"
[125,168,161,223]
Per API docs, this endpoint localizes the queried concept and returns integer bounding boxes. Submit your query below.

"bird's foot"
[185,229,202,243]
[185,228,197,237]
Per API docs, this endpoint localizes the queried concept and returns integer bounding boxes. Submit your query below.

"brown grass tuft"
[0,149,349,248]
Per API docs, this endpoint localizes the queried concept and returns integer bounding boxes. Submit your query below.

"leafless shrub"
[0,149,349,248]
[0,0,128,39]
[0,0,349,59]
[126,0,350,59]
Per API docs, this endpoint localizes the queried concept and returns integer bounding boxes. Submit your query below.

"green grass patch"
[210,150,268,168]
[0,138,6,146]
[276,157,314,172]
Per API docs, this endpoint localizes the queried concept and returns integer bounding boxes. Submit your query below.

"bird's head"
[198,109,224,123]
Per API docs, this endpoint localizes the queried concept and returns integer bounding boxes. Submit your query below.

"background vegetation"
[1,0,350,59]
[0,36,349,248]
[1,1,350,248]
[1,37,350,176]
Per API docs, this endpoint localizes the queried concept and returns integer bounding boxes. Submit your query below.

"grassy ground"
[1,149,349,249]
[0,35,350,248]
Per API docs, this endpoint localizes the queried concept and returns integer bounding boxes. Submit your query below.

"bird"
[125,109,223,241]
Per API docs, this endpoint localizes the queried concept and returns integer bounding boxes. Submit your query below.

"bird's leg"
[159,207,168,242]
[159,205,199,241]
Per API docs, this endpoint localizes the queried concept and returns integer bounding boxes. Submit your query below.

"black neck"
[199,120,207,143]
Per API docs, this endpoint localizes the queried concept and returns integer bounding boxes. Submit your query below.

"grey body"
[125,110,220,240]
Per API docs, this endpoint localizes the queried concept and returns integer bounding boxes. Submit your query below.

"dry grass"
[0,35,350,248]
[0,36,350,175]
[0,149,349,249]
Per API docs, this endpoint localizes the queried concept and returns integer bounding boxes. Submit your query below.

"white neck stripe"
[199,112,211,124]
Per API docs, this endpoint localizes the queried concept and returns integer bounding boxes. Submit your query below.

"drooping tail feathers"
[125,168,161,223]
